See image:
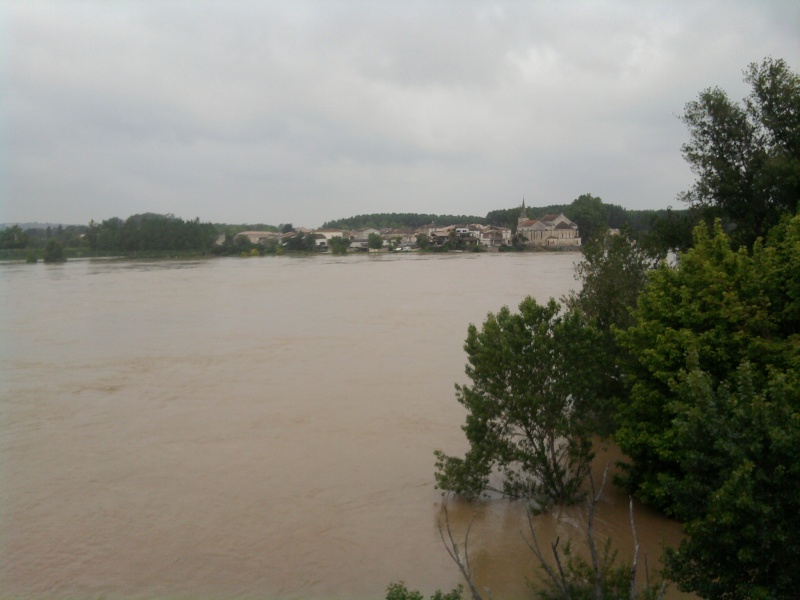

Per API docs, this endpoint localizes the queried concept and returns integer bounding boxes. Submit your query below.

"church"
[516,200,582,247]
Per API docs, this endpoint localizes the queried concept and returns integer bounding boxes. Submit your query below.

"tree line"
[85,213,219,253]
[0,215,281,260]
[412,57,800,600]
[322,213,488,230]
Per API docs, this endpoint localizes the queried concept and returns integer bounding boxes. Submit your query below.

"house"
[313,228,350,249]
[234,231,281,244]
[516,202,581,247]
[477,225,512,248]
[349,228,381,251]
[428,226,454,246]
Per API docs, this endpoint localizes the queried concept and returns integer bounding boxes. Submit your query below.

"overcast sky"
[3,1,799,228]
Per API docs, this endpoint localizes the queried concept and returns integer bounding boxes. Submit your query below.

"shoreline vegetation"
[414,57,800,600]
[1,195,695,263]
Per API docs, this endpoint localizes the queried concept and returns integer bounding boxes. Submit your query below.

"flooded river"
[0,252,687,599]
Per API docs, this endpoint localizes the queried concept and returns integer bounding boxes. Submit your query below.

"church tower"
[518,197,527,225]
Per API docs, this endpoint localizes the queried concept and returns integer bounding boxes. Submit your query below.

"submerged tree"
[434,297,601,508]
[612,214,800,597]
[43,239,66,263]
[425,467,667,600]
[614,219,800,519]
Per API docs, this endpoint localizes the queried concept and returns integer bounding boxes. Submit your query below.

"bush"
[385,582,464,600]
[43,239,66,263]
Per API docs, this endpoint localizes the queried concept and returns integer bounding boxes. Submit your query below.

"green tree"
[87,214,216,254]
[680,57,800,247]
[283,231,316,252]
[261,237,281,254]
[43,239,66,263]
[662,361,800,598]
[615,219,799,519]
[570,229,654,335]
[385,582,464,600]
[322,212,485,230]
[566,194,607,243]
[416,233,430,249]
[565,229,656,434]
[641,207,699,255]
[610,216,800,599]
[367,232,384,249]
[485,206,526,229]
[233,233,256,254]
[0,225,30,249]
[329,236,351,255]
[96,217,123,251]
[85,220,99,250]
[434,298,601,508]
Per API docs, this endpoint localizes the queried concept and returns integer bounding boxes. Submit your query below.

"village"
[233,207,582,253]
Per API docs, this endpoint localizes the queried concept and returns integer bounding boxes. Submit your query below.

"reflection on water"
[0,253,687,599]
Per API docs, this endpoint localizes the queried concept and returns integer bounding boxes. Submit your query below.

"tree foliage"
[570,229,655,337]
[613,60,800,591]
[87,213,218,254]
[43,239,66,263]
[385,582,464,600]
[640,207,699,255]
[329,236,351,255]
[212,232,258,256]
[422,57,800,600]
[282,231,317,253]
[564,194,608,243]
[0,225,31,249]
[322,213,485,230]
[612,216,800,597]
[663,361,800,598]
[368,232,384,249]
[566,229,657,434]
[434,298,601,508]
[615,219,799,519]
[680,57,800,247]
[0,224,91,258]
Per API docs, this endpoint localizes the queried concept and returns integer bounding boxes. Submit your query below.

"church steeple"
[519,197,527,224]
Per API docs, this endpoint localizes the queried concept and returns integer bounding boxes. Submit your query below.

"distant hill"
[322,203,689,234]
[322,213,486,230]
[1,222,83,230]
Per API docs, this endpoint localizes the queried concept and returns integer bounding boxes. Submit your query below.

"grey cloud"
[4,0,800,226]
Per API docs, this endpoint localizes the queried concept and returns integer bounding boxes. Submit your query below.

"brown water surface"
[0,253,686,599]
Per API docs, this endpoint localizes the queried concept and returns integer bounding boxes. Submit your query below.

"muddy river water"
[0,252,687,599]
